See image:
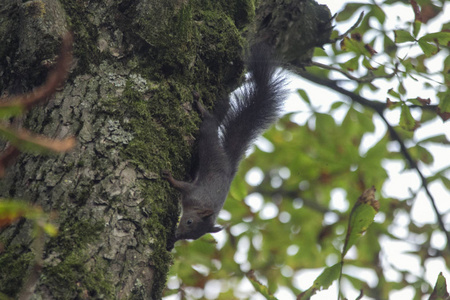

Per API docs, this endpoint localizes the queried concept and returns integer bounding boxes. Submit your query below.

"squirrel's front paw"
[195,101,208,116]
[161,170,173,179]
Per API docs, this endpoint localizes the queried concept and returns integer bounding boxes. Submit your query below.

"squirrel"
[162,45,287,248]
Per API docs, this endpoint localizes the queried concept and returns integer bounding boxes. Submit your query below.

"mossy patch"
[59,0,102,75]
[0,244,34,296]
[43,251,114,299]
[0,0,255,298]
[97,1,251,297]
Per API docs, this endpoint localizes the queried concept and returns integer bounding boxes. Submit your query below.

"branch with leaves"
[293,67,450,253]
[0,33,75,177]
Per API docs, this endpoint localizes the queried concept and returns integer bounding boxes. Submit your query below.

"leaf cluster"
[166,1,450,299]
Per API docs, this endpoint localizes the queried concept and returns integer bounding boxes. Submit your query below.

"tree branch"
[308,61,396,83]
[291,66,450,251]
[329,11,365,43]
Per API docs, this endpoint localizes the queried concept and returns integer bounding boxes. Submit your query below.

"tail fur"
[220,45,287,175]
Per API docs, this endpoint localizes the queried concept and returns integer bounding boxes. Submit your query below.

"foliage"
[165,1,450,299]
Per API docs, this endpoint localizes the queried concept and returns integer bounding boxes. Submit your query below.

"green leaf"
[398,82,406,95]
[387,88,401,100]
[342,187,378,257]
[394,30,415,43]
[419,134,449,145]
[362,58,376,70]
[441,176,450,190]
[418,39,438,57]
[384,35,397,56]
[371,5,386,25]
[336,3,365,21]
[341,38,366,55]
[246,271,279,300]
[412,21,421,37]
[409,145,434,165]
[313,263,341,290]
[429,272,450,300]
[331,101,345,110]
[297,89,311,104]
[342,56,359,71]
[299,263,341,299]
[229,172,248,200]
[0,103,25,119]
[399,104,417,131]
[438,90,450,113]
[420,31,450,45]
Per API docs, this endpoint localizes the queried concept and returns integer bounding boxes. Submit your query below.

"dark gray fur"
[163,46,287,248]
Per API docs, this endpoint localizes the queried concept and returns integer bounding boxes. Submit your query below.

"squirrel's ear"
[209,225,223,233]
[197,209,214,218]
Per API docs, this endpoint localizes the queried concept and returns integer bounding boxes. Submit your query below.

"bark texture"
[0,0,330,299]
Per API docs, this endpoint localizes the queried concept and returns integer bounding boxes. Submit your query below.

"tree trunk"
[0,0,330,299]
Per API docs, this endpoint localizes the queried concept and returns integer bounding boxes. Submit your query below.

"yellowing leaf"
[0,125,75,154]
[0,200,58,237]
[0,200,29,227]
[0,103,25,119]
[42,223,59,237]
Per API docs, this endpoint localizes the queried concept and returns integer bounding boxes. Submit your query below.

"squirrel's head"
[175,207,222,241]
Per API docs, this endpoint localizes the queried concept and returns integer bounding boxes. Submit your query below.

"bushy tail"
[220,45,287,175]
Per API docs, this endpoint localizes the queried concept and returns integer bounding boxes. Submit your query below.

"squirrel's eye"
[186,219,193,225]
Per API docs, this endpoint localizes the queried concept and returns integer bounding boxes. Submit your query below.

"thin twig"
[309,61,396,83]
[330,11,365,43]
[291,66,450,251]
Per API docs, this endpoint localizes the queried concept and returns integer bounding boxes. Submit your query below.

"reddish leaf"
[0,125,76,154]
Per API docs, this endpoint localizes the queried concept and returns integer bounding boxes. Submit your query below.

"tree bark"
[0,0,331,299]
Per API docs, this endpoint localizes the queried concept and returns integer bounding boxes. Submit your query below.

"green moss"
[47,219,104,254]
[188,0,255,28]
[33,219,114,298]
[43,251,114,299]
[96,2,253,297]
[59,0,102,75]
[0,244,34,296]
[0,3,21,89]
[0,0,255,297]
